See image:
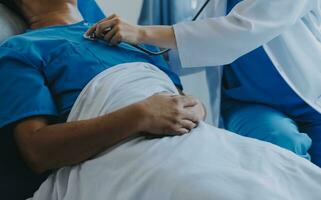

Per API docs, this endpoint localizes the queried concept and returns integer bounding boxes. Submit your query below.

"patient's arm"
[14,93,199,174]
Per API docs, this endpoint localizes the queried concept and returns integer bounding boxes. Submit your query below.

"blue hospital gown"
[0,21,182,128]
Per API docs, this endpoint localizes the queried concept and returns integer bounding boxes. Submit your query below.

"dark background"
[0,127,49,199]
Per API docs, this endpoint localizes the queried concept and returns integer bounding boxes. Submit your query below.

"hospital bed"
[0,3,100,199]
[0,5,35,200]
[97,0,219,125]
[0,1,219,199]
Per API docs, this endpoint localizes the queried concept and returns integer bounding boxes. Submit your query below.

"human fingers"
[181,108,199,123]
[171,126,189,135]
[180,96,198,107]
[168,120,196,135]
[95,18,119,38]
[180,119,197,130]
[176,128,190,135]
[97,14,117,24]
[89,17,120,39]
[103,26,119,44]
[85,24,97,37]
[109,33,122,46]
[85,14,117,36]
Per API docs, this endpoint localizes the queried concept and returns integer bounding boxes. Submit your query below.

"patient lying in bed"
[1,0,321,199]
[0,19,182,123]
[0,0,205,174]
[31,63,321,200]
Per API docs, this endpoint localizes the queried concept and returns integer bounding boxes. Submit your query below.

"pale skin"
[11,0,205,173]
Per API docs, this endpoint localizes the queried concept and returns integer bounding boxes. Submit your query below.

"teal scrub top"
[0,21,182,128]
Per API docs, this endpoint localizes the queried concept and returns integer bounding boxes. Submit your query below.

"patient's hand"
[185,95,206,122]
[138,93,201,136]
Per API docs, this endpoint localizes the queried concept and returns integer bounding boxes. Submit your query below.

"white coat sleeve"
[173,0,319,67]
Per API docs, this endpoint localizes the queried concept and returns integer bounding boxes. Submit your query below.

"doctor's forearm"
[139,26,177,49]
[172,0,316,67]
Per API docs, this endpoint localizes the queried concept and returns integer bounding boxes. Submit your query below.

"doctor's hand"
[137,93,201,136]
[85,14,143,46]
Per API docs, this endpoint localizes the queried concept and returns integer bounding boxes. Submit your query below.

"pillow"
[0,0,105,44]
[0,2,105,199]
[0,4,46,200]
[0,4,27,43]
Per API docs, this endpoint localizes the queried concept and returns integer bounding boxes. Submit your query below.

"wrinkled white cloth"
[30,62,321,200]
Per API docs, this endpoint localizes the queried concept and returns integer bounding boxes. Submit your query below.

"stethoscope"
[84,0,211,56]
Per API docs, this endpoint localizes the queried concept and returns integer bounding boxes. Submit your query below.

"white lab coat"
[173,0,321,121]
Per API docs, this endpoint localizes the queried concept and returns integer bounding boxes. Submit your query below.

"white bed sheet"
[30,62,321,200]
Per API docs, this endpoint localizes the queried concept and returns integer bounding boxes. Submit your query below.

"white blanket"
[30,62,321,200]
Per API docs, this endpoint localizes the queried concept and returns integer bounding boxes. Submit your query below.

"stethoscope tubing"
[86,0,211,56]
[133,0,211,56]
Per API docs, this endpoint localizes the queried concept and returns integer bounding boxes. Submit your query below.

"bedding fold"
[30,62,321,200]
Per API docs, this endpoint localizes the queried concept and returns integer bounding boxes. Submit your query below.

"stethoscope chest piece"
[83,0,210,55]
[83,33,96,41]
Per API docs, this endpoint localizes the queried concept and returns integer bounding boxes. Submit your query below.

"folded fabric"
[30,62,321,200]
